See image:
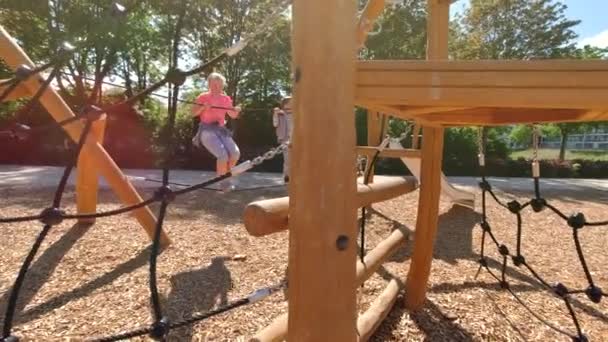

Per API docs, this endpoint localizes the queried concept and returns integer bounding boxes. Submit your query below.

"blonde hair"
[207,72,226,87]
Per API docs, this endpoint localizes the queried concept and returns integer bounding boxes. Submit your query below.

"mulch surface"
[0,181,606,341]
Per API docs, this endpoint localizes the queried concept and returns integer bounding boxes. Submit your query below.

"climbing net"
[476,125,607,341]
[0,1,291,341]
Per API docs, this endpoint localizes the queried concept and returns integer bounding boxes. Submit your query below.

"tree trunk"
[559,128,567,161]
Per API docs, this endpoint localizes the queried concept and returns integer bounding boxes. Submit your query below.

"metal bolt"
[336,235,349,251]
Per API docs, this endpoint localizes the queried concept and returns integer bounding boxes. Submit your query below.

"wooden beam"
[288,0,358,340]
[356,101,442,127]
[357,58,608,71]
[416,107,608,126]
[251,229,408,342]
[356,279,401,341]
[404,0,448,311]
[357,69,608,88]
[357,86,608,110]
[0,79,31,102]
[77,115,107,224]
[357,0,386,47]
[356,146,421,159]
[244,176,418,237]
[411,124,421,149]
[0,26,170,248]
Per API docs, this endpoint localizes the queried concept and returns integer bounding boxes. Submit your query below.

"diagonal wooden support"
[0,26,170,248]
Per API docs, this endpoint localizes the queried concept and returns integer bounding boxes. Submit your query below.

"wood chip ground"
[0,182,606,341]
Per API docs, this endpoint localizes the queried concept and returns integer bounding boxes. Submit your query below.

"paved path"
[0,165,607,196]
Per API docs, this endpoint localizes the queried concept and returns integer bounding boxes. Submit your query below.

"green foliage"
[452,0,580,59]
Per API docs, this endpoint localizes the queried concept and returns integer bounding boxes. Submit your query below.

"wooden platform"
[356,59,608,126]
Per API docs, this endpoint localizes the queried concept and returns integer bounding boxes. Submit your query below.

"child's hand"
[234,106,242,113]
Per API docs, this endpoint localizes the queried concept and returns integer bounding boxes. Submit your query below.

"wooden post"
[411,124,422,149]
[365,111,384,182]
[404,0,449,310]
[77,115,107,224]
[0,27,170,248]
[288,0,358,340]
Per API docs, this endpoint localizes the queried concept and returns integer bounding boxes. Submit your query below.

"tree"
[453,0,581,158]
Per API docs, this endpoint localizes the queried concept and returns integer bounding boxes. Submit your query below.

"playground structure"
[1,0,607,341]
[245,0,608,340]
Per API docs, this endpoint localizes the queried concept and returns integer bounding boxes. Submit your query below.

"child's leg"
[200,130,230,175]
[220,135,241,169]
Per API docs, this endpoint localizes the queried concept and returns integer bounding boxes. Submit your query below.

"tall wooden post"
[404,0,449,310]
[77,115,107,224]
[288,0,358,340]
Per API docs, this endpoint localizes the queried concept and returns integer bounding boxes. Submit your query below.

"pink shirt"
[195,92,233,126]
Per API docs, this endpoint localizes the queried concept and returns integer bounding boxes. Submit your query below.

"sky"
[451,0,608,48]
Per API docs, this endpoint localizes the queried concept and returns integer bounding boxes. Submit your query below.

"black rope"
[91,283,285,342]
[1,224,52,338]
[1,114,94,339]
[476,152,606,341]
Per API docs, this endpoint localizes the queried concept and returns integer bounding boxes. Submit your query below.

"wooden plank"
[404,0,448,311]
[0,79,31,102]
[357,0,386,47]
[415,107,608,126]
[0,26,170,248]
[356,102,442,127]
[357,146,421,159]
[411,124,421,149]
[357,59,608,71]
[251,229,408,342]
[76,115,107,224]
[356,279,401,341]
[243,176,418,237]
[357,70,608,88]
[288,0,358,340]
[356,86,608,110]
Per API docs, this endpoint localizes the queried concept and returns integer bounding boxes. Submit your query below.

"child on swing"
[192,72,241,192]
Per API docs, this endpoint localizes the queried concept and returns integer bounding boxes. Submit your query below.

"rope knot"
[512,255,525,267]
[14,65,33,81]
[498,244,509,256]
[39,207,65,226]
[507,200,521,214]
[149,317,170,341]
[567,213,586,230]
[165,68,187,86]
[478,180,491,192]
[530,198,546,212]
[585,285,603,304]
[553,283,569,298]
[478,258,488,267]
[572,334,589,342]
[154,186,175,203]
[479,221,491,232]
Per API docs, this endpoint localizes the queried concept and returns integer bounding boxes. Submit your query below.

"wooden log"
[250,229,408,342]
[77,115,107,224]
[357,279,401,341]
[244,176,418,237]
[357,146,421,159]
[288,0,358,340]
[404,0,448,310]
[0,27,170,248]
[357,0,386,47]
[0,79,31,102]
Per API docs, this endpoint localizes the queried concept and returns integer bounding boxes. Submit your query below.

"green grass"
[509,148,608,161]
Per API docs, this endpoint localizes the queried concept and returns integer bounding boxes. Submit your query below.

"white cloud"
[578,29,608,48]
